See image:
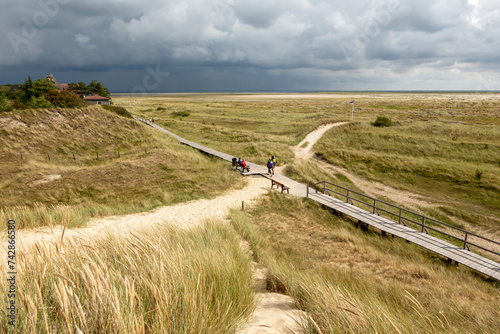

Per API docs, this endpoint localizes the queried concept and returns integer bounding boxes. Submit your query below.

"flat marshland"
[1,92,499,333]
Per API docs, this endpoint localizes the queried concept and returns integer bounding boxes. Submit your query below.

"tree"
[87,80,110,97]
[25,95,53,109]
[69,80,110,97]
[19,77,57,103]
[0,93,12,113]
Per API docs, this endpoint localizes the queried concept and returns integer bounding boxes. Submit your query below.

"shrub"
[172,111,190,117]
[372,115,393,127]
[45,90,84,108]
[156,107,167,110]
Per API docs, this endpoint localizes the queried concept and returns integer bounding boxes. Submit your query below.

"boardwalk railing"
[307,181,500,260]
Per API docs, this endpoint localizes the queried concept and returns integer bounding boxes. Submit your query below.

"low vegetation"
[116,95,347,165]
[0,221,254,332]
[0,105,243,229]
[230,192,500,333]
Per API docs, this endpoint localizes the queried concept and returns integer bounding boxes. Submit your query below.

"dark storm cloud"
[1,0,499,91]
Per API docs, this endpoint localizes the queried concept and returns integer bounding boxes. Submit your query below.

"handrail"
[308,181,500,258]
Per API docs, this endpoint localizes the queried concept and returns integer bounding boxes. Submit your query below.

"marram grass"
[0,221,254,333]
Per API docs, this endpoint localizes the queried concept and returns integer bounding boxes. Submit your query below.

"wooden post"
[96,152,99,160]
[373,199,377,214]
[72,152,76,161]
[47,153,50,161]
[241,201,244,211]
[306,182,309,198]
[422,217,426,233]
[464,232,469,250]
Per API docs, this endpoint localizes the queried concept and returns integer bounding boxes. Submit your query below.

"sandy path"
[288,121,436,210]
[294,122,348,160]
[4,176,269,254]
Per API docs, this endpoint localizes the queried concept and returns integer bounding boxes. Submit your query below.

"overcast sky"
[1,0,499,92]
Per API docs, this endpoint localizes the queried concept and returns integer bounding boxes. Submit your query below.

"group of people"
[266,155,277,176]
[236,155,277,175]
[236,157,248,171]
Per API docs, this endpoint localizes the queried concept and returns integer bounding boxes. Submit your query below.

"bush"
[172,111,190,117]
[45,90,84,108]
[101,105,133,118]
[372,115,393,127]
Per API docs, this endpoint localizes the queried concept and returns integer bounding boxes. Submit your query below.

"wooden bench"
[271,179,290,194]
[236,164,250,172]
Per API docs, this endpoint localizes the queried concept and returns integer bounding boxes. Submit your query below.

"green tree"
[0,93,12,113]
[87,80,110,97]
[26,95,53,109]
[19,77,57,103]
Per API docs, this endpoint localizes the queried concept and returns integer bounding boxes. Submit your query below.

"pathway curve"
[2,176,270,255]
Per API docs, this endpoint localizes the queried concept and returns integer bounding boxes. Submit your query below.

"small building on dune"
[84,95,110,105]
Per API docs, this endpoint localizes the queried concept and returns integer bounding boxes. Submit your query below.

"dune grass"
[0,106,244,230]
[0,221,254,333]
[230,192,500,333]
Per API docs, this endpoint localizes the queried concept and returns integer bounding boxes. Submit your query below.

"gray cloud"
[1,0,499,91]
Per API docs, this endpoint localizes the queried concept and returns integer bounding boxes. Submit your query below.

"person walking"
[266,157,273,176]
[271,155,277,175]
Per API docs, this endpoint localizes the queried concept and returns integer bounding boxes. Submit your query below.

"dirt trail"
[294,122,347,160]
[289,122,436,210]
[5,176,269,253]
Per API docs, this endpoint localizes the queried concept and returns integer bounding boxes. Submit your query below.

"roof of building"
[84,95,109,100]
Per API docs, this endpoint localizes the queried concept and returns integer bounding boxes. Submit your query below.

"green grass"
[230,192,500,334]
[0,221,254,332]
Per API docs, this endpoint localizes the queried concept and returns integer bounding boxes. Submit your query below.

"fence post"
[323,181,326,195]
[422,217,426,233]
[398,208,402,224]
[346,190,350,204]
[306,182,309,198]
[464,232,469,250]
[72,152,76,161]
[47,153,50,161]
[96,152,99,160]
[373,199,377,214]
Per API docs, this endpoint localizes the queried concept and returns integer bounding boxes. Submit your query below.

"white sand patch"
[31,174,61,186]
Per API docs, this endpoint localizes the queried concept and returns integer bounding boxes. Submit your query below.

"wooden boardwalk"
[137,118,500,282]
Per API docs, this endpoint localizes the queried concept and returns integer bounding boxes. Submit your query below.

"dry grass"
[0,221,254,333]
[230,192,500,334]
[0,106,244,229]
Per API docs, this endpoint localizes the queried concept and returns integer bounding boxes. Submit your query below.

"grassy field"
[1,93,499,333]
[0,221,254,332]
[114,93,500,237]
[0,105,244,229]
[115,94,348,165]
[230,192,500,333]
